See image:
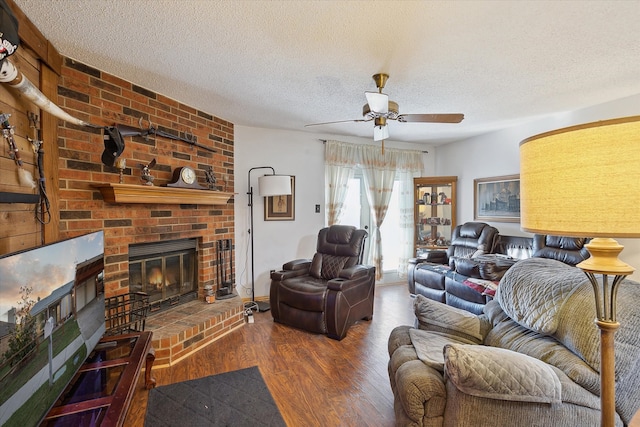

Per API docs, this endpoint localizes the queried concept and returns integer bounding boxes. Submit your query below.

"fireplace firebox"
[128,239,197,312]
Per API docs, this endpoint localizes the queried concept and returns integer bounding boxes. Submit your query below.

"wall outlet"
[315,204,320,213]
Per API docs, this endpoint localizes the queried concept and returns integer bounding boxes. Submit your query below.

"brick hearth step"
[144,296,244,367]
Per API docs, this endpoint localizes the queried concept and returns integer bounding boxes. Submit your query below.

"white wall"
[234,126,323,300]
[436,93,640,277]
[234,126,435,299]
[235,94,640,297]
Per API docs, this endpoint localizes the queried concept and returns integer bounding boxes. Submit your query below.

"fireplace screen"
[129,239,197,311]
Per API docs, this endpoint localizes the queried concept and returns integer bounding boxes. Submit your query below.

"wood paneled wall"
[0,66,41,251]
[0,2,59,254]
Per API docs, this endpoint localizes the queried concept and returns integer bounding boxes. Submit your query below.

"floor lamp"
[246,166,292,312]
[520,116,640,427]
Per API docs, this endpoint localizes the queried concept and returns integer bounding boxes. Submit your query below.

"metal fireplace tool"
[216,239,235,299]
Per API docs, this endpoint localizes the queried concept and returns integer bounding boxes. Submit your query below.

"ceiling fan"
[306,73,464,144]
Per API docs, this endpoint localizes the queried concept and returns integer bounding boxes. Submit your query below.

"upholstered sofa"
[389,257,640,426]
[408,226,590,314]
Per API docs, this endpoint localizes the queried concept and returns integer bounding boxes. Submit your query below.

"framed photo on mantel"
[474,174,520,223]
[264,176,295,221]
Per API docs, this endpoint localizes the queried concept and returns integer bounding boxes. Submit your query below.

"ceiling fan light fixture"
[373,122,389,141]
[365,91,389,114]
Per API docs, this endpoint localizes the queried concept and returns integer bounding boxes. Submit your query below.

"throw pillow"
[320,254,348,280]
[444,344,562,404]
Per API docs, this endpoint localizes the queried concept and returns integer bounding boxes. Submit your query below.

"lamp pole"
[577,238,634,427]
[520,116,640,427]
[246,166,275,312]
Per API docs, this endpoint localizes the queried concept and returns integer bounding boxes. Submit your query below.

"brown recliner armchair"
[270,225,375,340]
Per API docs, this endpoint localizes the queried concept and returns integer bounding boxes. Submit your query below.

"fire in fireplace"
[128,239,197,312]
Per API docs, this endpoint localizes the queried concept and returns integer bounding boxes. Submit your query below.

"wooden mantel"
[93,183,234,205]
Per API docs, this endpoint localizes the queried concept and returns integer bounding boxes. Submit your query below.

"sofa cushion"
[453,257,481,278]
[444,344,562,404]
[475,254,517,281]
[413,294,488,344]
[455,255,517,282]
[532,234,590,266]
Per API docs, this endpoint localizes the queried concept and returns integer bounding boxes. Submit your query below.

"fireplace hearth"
[129,239,198,313]
[125,238,245,367]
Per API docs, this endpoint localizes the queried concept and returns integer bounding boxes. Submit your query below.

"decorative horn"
[0,59,100,128]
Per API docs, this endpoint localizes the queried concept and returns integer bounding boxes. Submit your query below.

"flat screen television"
[0,231,105,426]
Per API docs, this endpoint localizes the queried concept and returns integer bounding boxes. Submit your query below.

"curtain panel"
[324,140,424,280]
[325,140,359,225]
[395,151,424,277]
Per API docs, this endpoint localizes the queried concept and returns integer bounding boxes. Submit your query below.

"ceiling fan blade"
[304,118,371,127]
[397,113,464,123]
[365,92,388,114]
[373,124,389,141]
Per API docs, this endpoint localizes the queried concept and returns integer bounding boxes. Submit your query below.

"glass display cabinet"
[414,176,457,257]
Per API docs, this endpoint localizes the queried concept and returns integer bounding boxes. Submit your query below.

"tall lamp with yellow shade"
[520,116,640,427]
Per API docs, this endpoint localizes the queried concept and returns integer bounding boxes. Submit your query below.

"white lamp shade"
[258,174,291,197]
[519,116,640,238]
[373,124,389,141]
[365,92,389,114]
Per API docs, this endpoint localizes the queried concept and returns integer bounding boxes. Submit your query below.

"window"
[340,177,365,229]
[340,174,402,273]
[379,180,401,272]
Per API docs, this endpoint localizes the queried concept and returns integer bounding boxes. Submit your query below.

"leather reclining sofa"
[407,222,590,314]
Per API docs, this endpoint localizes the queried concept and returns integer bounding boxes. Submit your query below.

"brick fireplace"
[53,59,243,365]
[129,238,198,312]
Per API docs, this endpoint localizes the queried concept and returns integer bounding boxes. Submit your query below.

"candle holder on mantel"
[115,157,126,184]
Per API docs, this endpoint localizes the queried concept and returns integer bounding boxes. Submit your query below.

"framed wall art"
[474,174,520,222]
[264,175,295,221]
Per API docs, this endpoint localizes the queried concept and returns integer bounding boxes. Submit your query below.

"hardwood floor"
[124,283,640,427]
[124,282,414,426]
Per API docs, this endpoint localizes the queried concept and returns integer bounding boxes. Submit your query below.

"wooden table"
[41,331,155,426]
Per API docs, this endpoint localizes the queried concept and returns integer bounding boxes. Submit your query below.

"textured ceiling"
[12,0,640,145]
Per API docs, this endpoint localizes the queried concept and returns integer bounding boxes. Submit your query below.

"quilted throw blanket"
[496,258,587,335]
[496,257,640,408]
